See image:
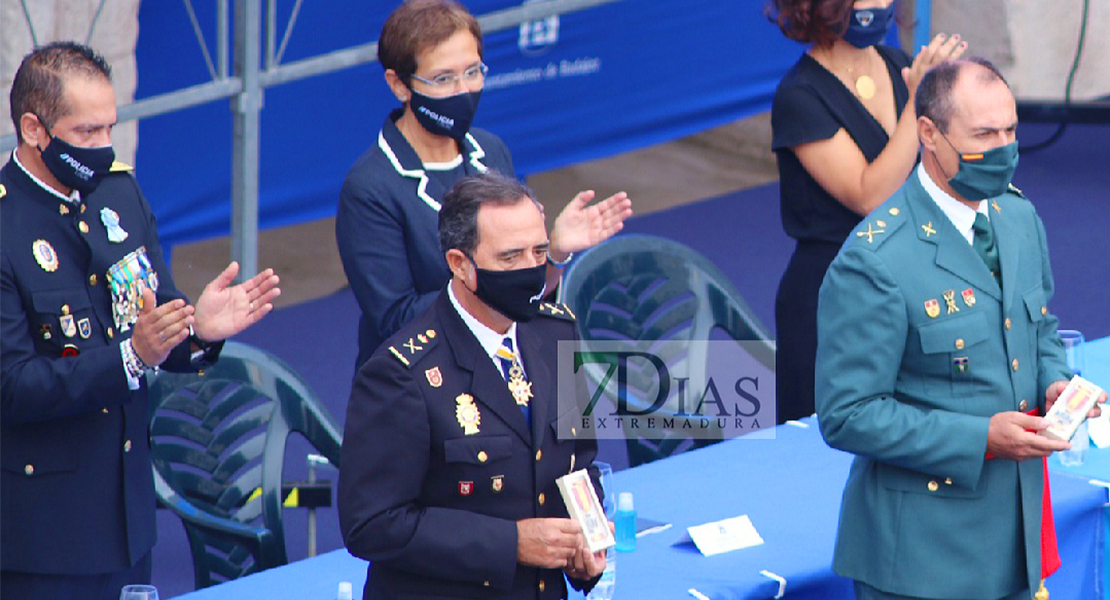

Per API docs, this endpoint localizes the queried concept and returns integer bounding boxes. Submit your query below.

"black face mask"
[409,89,482,142]
[36,118,115,195]
[467,256,547,323]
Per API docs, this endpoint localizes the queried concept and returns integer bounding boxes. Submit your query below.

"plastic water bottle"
[336,581,353,600]
[615,492,636,552]
[586,548,616,600]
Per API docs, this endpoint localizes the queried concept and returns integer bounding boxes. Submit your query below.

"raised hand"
[192,262,281,343]
[549,190,633,259]
[902,32,968,97]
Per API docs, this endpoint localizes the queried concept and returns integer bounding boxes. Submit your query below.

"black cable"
[1020,0,1090,154]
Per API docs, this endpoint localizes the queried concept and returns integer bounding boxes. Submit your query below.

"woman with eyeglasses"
[765,0,966,423]
[337,0,632,368]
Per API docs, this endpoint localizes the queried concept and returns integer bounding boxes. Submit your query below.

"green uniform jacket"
[815,173,1070,599]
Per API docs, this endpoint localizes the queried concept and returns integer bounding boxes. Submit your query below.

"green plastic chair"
[146,340,343,590]
[560,234,776,467]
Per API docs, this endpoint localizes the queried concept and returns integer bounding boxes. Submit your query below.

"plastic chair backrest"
[561,234,776,466]
[147,340,343,589]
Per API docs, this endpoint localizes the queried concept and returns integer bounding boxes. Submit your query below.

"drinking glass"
[120,585,159,600]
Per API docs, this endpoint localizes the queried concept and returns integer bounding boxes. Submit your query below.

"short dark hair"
[439,172,541,256]
[378,0,483,86]
[765,0,853,47]
[916,57,1009,133]
[9,41,112,143]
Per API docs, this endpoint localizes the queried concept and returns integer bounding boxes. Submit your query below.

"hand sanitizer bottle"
[615,492,636,552]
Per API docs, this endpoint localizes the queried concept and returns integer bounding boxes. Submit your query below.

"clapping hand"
[902,33,968,96]
[549,190,633,260]
[192,262,281,343]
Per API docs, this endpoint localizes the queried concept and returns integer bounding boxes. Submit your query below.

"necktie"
[972,212,1001,286]
[496,338,531,424]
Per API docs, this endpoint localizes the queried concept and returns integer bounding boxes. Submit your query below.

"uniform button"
[78,221,89,233]
[538,493,546,505]
[1040,306,1047,316]
[1012,359,1019,371]
[102,407,109,414]
[1019,399,1028,411]
[927,480,938,492]
[124,440,132,452]
[539,579,546,592]
[945,477,953,486]
[483,581,490,587]
[1005,318,1012,330]
[571,427,577,437]
[24,464,34,476]
[477,451,488,463]
[89,274,98,286]
[107,327,114,339]
[535,449,542,461]
[954,338,965,350]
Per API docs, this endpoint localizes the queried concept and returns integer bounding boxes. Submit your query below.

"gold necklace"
[824,49,876,100]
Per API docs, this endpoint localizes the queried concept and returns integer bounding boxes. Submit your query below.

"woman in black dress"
[766,0,966,423]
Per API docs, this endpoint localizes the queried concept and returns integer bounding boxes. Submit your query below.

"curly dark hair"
[765,0,853,47]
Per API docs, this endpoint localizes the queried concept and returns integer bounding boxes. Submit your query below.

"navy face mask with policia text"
[409,89,482,142]
[36,116,116,195]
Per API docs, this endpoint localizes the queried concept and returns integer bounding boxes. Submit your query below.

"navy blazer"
[0,158,212,574]
[339,289,597,600]
[336,110,514,368]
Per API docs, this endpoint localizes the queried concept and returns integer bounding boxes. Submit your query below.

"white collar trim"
[12,150,81,204]
[917,163,988,245]
[448,281,520,377]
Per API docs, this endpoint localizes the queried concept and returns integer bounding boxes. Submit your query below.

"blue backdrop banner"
[133,0,805,246]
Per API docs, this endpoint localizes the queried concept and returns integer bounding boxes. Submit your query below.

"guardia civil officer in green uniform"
[816,58,1105,600]
[339,172,604,600]
[1,42,281,600]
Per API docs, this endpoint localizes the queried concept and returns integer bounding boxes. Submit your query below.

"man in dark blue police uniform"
[339,172,605,600]
[1,42,281,599]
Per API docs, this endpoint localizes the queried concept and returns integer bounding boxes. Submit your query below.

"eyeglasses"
[410,62,489,89]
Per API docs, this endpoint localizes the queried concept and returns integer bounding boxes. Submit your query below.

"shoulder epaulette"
[538,302,576,321]
[386,327,439,368]
[1006,183,1026,199]
[108,161,133,173]
[851,205,905,250]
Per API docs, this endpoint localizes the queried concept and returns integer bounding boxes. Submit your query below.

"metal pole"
[266,0,277,70]
[231,0,262,279]
[218,0,229,79]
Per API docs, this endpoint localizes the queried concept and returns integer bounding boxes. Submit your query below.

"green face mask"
[940,134,1020,201]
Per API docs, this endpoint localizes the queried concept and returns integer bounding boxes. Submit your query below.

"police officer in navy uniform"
[339,172,604,600]
[1,42,281,600]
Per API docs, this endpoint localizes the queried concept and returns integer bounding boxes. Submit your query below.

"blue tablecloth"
[1050,334,1110,600]
[176,417,1106,599]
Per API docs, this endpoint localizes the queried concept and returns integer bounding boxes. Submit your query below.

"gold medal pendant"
[855,75,876,100]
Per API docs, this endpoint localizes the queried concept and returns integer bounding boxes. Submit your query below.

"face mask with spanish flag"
[941,135,1020,201]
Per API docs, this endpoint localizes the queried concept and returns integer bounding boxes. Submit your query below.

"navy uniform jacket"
[0,158,214,574]
[336,110,515,368]
[339,289,597,600]
[815,172,1070,599]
